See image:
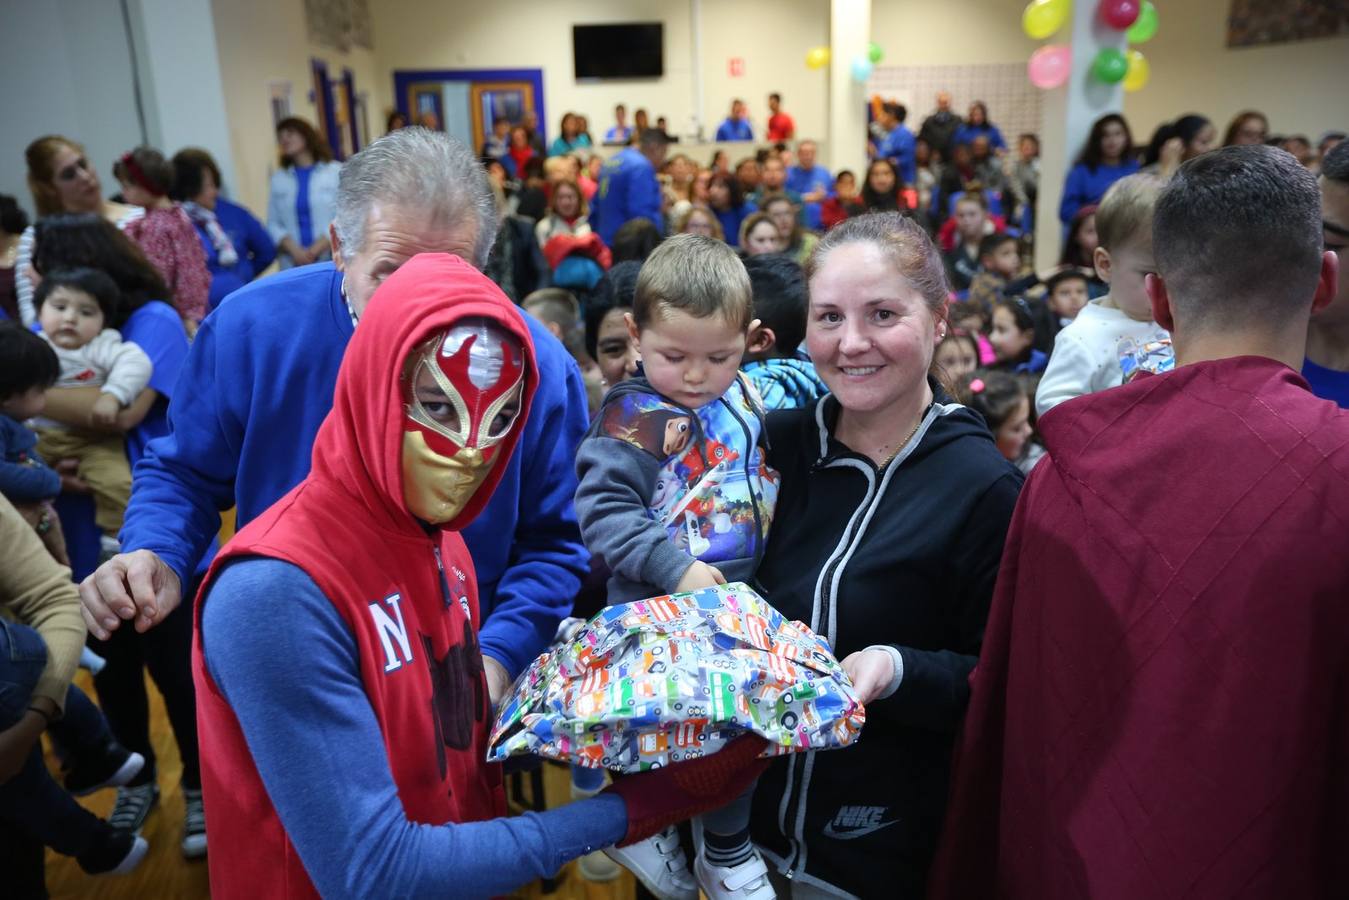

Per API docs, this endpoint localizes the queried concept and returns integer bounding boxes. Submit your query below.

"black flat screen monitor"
[573,23,663,80]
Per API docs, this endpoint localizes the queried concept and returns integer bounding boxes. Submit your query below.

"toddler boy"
[1036,174,1174,414]
[740,254,826,411]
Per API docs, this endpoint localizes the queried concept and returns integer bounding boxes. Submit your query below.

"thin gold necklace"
[877,413,925,469]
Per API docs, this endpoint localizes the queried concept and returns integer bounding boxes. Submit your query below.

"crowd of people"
[0,79,1346,900]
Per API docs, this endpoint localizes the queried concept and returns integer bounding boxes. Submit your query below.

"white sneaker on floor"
[577,848,623,882]
[694,847,777,900]
[603,826,698,900]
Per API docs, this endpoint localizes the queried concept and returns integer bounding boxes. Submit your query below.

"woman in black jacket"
[750,212,1023,898]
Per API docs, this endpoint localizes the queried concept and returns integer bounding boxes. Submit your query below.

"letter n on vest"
[369,593,414,672]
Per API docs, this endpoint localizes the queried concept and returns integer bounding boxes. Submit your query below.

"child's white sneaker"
[694,847,777,900]
[603,825,698,900]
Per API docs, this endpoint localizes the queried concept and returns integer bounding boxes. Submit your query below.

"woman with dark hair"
[0,195,28,320]
[1059,113,1139,226]
[749,212,1022,897]
[28,212,206,857]
[862,158,909,213]
[952,101,1007,153]
[707,171,756,248]
[1223,110,1269,147]
[171,147,276,310]
[385,109,408,133]
[1142,114,1215,178]
[548,112,592,157]
[267,116,341,269]
[15,135,144,325]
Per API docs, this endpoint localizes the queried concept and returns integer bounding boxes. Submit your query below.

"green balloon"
[1127,1,1158,43]
[1093,47,1129,83]
[867,41,884,64]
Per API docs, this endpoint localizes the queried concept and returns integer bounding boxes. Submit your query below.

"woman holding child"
[749,213,1024,898]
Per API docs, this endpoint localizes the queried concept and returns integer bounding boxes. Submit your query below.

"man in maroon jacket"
[930,145,1348,899]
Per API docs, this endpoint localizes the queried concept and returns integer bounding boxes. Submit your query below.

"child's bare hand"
[90,393,121,427]
[675,561,726,593]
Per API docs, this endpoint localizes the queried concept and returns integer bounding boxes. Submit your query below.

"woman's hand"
[675,560,726,594]
[841,648,897,705]
[90,392,122,428]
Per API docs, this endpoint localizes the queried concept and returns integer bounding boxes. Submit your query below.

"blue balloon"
[850,56,873,83]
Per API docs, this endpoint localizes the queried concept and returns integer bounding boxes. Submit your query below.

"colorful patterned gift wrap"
[487,582,866,773]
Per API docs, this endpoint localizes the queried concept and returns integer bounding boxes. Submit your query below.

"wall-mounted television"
[573,23,663,80]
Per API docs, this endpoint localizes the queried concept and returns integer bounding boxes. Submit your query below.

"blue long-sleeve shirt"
[121,262,589,676]
[0,415,59,502]
[784,164,834,231]
[951,123,1007,152]
[194,197,277,310]
[876,124,917,186]
[202,557,626,898]
[1059,159,1140,225]
[592,148,664,247]
[715,118,754,142]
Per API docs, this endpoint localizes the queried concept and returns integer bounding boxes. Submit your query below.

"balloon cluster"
[804,42,885,84]
[1021,0,1159,92]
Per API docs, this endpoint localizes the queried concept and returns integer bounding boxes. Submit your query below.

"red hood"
[309,252,537,537]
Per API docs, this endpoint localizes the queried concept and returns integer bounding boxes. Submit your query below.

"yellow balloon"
[1022,0,1068,41]
[806,46,830,69]
[1123,49,1150,92]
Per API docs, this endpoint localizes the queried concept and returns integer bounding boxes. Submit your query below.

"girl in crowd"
[113,147,211,329]
[988,296,1047,374]
[750,212,1022,898]
[1223,110,1269,147]
[549,112,593,157]
[664,153,696,224]
[707,172,755,249]
[739,211,784,256]
[956,370,1044,474]
[170,148,276,311]
[267,117,341,269]
[0,195,27,320]
[861,158,908,214]
[675,203,725,241]
[933,328,981,383]
[385,110,408,133]
[1058,206,1107,298]
[953,101,1007,153]
[508,125,536,180]
[1142,114,1215,179]
[709,149,731,174]
[1060,113,1138,226]
[578,154,602,201]
[762,193,818,266]
[15,135,144,325]
[534,180,591,249]
[30,213,206,857]
[944,193,995,291]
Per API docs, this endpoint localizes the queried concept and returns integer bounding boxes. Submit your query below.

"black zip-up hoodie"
[749,384,1023,898]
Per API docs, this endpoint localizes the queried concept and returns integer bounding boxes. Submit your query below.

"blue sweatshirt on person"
[876,124,917,186]
[785,164,834,231]
[203,558,626,898]
[121,262,589,677]
[0,414,59,502]
[194,197,277,310]
[592,148,664,247]
[952,123,1007,152]
[715,118,754,142]
[1059,159,1140,225]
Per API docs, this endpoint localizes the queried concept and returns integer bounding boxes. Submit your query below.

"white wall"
[0,0,145,217]
[211,0,381,214]
[369,0,831,157]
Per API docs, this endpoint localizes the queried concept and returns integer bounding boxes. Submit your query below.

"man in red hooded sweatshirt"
[191,253,767,899]
[930,145,1348,899]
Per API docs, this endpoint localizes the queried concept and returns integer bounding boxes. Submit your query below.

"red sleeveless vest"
[191,255,536,898]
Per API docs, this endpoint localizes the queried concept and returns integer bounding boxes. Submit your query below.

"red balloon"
[1099,0,1140,29]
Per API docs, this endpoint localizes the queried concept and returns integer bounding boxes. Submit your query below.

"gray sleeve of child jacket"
[574,434,695,594]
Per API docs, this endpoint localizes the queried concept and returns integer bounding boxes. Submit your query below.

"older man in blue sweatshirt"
[591,129,668,247]
[79,128,589,702]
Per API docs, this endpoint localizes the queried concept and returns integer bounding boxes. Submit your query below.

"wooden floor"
[43,670,640,899]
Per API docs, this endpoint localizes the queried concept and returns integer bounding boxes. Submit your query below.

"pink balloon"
[1100,0,1141,29]
[1028,45,1072,89]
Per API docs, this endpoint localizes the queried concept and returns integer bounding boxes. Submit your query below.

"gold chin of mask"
[401,430,497,524]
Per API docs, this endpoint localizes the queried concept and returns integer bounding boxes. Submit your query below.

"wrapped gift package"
[487,582,865,773]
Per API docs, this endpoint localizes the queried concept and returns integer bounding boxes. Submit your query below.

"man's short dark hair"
[612,219,664,264]
[1154,145,1323,331]
[744,254,807,354]
[1322,140,1349,184]
[0,194,30,235]
[883,102,907,124]
[0,321,60,400]
[978,232,1017,259]
[769,92,782,103]
[637,128,669,151]
[585,261,642,359]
